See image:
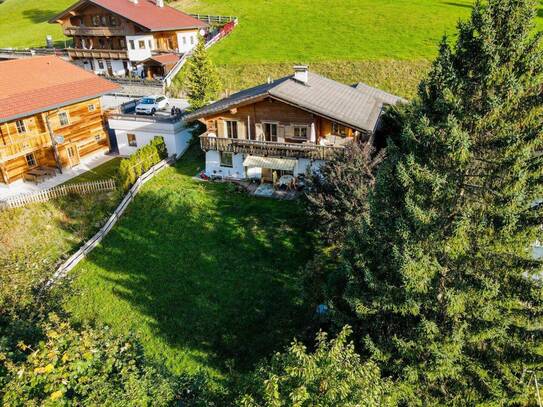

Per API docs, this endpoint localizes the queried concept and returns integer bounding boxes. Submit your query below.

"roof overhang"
[0,90,114,124]
[243,156,297,171]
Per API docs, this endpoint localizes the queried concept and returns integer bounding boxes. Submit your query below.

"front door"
[66,144,80,168]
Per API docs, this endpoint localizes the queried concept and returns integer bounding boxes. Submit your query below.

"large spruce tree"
[319,0,543,403]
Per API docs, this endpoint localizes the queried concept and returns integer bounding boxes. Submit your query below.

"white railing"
[0,179,116,210]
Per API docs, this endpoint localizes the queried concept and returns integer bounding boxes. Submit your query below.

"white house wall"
[204,152,326,179]
[108,117,191,157]
[176,30,198,53]
[126,34,154,61]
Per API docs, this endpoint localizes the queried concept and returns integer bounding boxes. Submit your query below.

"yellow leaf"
[50,390,63,400]
[44,364,54,373]
[61,353,69,363]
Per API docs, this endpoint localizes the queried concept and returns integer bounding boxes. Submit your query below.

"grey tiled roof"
[184,72,405,132]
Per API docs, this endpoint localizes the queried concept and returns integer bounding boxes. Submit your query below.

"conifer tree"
[185,35,221,111]
[316,0,543,403]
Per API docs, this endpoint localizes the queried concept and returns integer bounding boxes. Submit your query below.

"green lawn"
[64,157,122,185]
[0,0,72,48]
[64,145,313,395]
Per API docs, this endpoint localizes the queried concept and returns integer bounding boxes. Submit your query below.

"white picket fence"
[0,179,117,210]
[43,155,176,290]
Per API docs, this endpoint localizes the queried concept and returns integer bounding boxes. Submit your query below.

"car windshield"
[140,98,155,104]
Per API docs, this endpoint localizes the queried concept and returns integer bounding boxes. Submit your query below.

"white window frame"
[25,153,37,167]
[293,125,309,139]
[88,104,96,112]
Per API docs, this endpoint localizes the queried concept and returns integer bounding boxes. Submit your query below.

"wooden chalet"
[49,0,207,76]
[184,66,405,182]
[0,56,119,184]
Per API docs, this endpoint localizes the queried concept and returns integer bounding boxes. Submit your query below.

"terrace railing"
[200,135,345,160]
[188,14,237,24]
[67,48,128,59]
[64,26,126,36]
[0,132,52,163]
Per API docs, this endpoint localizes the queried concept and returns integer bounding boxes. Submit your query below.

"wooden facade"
[201,97,361,146]
[0,98,109,184]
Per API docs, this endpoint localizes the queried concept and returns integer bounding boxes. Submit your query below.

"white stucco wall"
[176,30,198,53]
[204,153,326,180]
[108,117,191,158]
[126,34,154,62]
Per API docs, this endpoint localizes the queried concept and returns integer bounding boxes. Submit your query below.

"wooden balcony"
[200,135,345,160]
[67,48,128,59]
[64,26,126,36]
[0,133,52,163]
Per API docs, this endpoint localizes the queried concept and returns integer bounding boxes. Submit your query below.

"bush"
[119,137,168,191]
[1,314,180,406]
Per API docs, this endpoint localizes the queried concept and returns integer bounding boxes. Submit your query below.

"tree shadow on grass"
[71,147,314,387]
[441,1,473,9]
[22,9,59,24]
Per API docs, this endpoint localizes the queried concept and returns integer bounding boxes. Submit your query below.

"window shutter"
[237,120,245,139]
[277,125,285,143]
[255,123,264,141]
[216,119,224,137]
[284,125,294,138]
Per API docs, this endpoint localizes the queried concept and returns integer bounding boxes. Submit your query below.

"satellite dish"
[199,28,206,36]
[54,135,65,144]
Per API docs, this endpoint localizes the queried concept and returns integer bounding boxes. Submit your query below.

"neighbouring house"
[106,101,192,157]
[49,0,207,77]
[0,56,119,185]
[184,66,405,181]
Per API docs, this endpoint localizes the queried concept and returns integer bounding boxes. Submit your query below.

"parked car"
[135,95,169,115]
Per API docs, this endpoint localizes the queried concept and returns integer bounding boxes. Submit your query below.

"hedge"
[118,137,168,191]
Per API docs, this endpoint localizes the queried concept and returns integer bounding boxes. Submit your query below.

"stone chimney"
[156,0,164,7]
[293,65,309,84]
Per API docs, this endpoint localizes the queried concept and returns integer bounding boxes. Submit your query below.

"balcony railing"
[67,48,128,59]
[200,135,345,160]
[0,133,52,163]
[64,26,126,36]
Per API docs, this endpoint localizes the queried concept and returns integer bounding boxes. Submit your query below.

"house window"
[264,122,278,142]
[190,35,194,45]
[225,120,238,139]
[88,104,96,112]
[182,37,187,45]
[94,133,102,142]
[97,60,105,70]
[293,126,308,139]
[138,40,145,49]
[15,119,26,134]
[109,15,118,26]
[92,15,101,26]
[25,153,36,167]
[148,40,152,49]
[127,133,137,147]
[332,122,347,137]
[120,38,126,49]
[129,40,135,50]
[220,151,233,168]
[59,111,69,126]
[100,15,108,26]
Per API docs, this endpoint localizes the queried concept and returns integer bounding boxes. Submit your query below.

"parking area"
[101,94,189,116]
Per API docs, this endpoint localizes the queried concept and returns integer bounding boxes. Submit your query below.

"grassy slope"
[0,159,121,307]
[64,145,313,391]
[0,0,72,48]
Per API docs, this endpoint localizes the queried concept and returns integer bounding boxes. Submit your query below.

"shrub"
[119,137,168,191]
[1,314,179,406]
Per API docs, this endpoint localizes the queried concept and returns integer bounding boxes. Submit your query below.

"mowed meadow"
[3,0,542,96]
